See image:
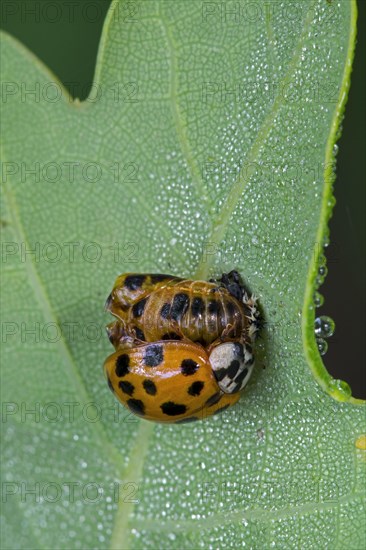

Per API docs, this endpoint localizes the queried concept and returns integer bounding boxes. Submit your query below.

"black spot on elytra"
[143,379,157,395]
[187,381,205,396]
[119,380,135,396]
[213,404,231,415]
[160,302,171,319]
[132,297,148,318]
[124,274,145,290]
[134,327,146,341]
[161,401,187,416]
[144,344,164,367]
[227,360,241,379]
[170,293,190,321]
[180,358,199,376]
[115,354,130,377]
[175,417,199,424]
[205,392,222,407]
[162,332,182,340]
[191,297,205,317]
[127,398,145,416]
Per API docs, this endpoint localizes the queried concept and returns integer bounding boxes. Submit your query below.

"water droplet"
[327,195,336,208]
[322,233,330,248]
[316,264,328,287]
[316,337,328,355]
[327,379,352,402]
[313,291,324,308]
[315,315,335,338]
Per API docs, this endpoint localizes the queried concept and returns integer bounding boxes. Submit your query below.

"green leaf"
[1,0,365,548]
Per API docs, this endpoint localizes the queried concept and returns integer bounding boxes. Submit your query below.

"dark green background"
[1,0,365,398]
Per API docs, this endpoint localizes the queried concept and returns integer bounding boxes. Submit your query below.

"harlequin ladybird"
[107,320,255,393]
[104,336,254,423]
[106,271,261,346]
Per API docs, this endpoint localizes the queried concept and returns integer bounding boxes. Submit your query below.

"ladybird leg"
[106,321,116,343]
[106,320,137,350]
[206,324,235,344]
[199,390,241,420]
[220,323,236,341]
[129,325,148,344]
[106,320,125,349]
[160,320,187,342]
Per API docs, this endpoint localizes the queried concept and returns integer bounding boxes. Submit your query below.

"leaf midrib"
[195,5,315,279]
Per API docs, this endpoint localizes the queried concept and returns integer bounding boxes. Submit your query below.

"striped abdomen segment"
[124,280,248,345]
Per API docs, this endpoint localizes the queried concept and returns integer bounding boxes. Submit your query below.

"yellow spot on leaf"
[355,435,366,450]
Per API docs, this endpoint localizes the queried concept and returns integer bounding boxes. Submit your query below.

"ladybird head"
[208,341,254,394]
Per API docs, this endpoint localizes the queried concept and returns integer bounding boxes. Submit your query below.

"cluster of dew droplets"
[309,148,353,402]
[314,314,335,356]
[313,231,336,356]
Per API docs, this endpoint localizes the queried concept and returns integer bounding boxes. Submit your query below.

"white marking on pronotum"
[209,342,254,394]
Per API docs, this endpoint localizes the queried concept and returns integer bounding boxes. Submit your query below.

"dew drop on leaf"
[314,315,336,338]
[313,291,324,308]
[327,379,352,401]
[316,337,328,356]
